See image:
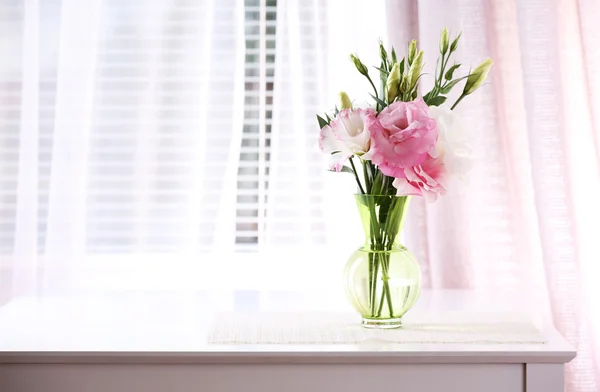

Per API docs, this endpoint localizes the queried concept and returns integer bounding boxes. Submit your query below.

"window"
[237,0,277,250]
[0,0,288,256]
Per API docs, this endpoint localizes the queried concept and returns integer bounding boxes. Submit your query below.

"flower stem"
[370,253,379,317]
[376,278,386,316]
[368,252,374,313]
[384,272,394,317]
[376,254,394,318]
[451,93,466,110]
[437,52,446,86]
[362,161,372,193]
[349,157,365,194]
[365,75,380,110]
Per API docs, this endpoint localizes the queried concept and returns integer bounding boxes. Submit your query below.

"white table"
[0,290,575,392]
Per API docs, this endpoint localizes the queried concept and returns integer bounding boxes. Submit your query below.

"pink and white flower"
[366,98,438,177]
[392,155,448,202]
[319,108,378,172]
[391,106,472,202]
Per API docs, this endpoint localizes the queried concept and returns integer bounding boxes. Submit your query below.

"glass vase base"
[361,317,402,329]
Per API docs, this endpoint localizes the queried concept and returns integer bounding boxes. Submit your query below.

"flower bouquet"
[317,29,492,328]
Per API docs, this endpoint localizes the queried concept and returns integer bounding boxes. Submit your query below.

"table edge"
[0,349,577,365]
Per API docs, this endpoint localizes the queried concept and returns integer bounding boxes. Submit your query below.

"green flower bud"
[440,27,449,54]
[338,91,352,110]
[349,53,369,76]
[408,50,424,88]
[386,63,401,103]
[463,58,493,95]
[401,74,409,93]
[407,40,417,65]
[450,32,462,52]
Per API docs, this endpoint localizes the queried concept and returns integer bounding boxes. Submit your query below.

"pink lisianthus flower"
[365,98,438,177]
[319,108,378,171]
[392,155,448,202]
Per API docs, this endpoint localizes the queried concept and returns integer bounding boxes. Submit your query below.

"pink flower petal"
[369,99,438,177]
[392,155,448,201]
[318,108,379,170]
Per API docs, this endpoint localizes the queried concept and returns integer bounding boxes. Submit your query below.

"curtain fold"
[1,0,247,299]
[386,0,600,390]
[12,0,40,298]
[266,0,387,250]
[43,0,100,293]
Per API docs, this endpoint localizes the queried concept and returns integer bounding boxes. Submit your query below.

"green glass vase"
[343,194,422,329]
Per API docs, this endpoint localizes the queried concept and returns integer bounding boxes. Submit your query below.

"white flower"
[428,105,473,179]
[318,108,377,171]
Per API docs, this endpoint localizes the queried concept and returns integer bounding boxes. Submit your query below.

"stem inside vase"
[355,194,412,321]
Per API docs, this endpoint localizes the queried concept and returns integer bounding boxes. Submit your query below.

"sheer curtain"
[386,0,600,390]
[2,0,599,390]
[1,0,383,297]
[266,0,386,250]
[1,0,246,299]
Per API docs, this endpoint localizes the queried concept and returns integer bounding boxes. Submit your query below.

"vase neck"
[363,237,402,251]
[355,194,410,251]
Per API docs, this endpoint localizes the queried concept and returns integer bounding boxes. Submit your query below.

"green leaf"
[440,80,461,94]
[328,165,354,174]
[391,47,397,64]
[373,66,389,75]
[444,63,461,80]
[316,114,328,129]
[379,40,388,68]
[325,113,332,122]
[371,171,384,195]
[340,165,353,174]
[379,67,388,102]
[423,90,434,103]
[440,74,470,94]
[399,58,405,74]
[428,95,447,106]
[369,93,388,110]
[377,61,389,87]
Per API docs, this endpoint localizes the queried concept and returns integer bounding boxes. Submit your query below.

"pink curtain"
[386,0,600,390]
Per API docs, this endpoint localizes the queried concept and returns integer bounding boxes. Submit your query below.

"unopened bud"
[463,58,493,95]
[450,32,462,52]
[408,50,424,87]
[401,74,409,92]
[338,91,352,110]
[386,63,401,103]
[407,40,417,65]
[440,27,449,54]
[349,53,369,76]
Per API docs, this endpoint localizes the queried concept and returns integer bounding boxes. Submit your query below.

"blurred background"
[0,0,599,390]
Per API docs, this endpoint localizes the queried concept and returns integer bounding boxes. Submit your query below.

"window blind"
[0,0,337,256]
[0,0,283,254]
[235,0,277,250]
[0,1,26,254]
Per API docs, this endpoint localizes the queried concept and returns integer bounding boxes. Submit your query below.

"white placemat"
[208,312,546,344]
